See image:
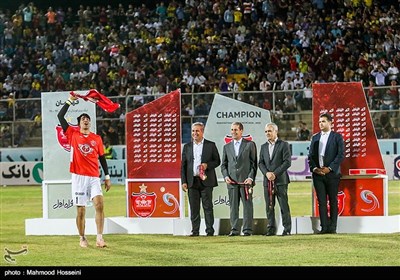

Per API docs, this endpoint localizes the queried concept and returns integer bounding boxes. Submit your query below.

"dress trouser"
[313,174,340,232]
[264,183,292,233]
[228,185,253,235]
[188,177,214,235]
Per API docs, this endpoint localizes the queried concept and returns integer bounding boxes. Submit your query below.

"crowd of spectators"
[0,0,399,145]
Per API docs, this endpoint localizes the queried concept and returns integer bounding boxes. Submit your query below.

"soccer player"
[57,93,111,248]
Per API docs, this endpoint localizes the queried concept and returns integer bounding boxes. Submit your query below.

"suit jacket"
[181,139,221,188]
[221,139,257,186]
[308,131,345,175]
[259,139,291,186]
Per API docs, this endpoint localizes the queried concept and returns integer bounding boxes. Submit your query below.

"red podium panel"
[125,89,181,179]
[312,82,384,176]
[312,175,388,217]
[125,90,183,218]
[311,82,387,217]
[126,179,182,218]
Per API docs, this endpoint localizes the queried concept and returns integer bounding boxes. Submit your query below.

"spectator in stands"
[283,93,296,120]
[366,80,376,108]
[387,62,399,82]
[103,139,116,159]
[273,104,284,126]
[293,83,303,111]
[293,72,304,88]
[388,80,399,104]
[30,112,41,137]
[380,90,397,113]
[2,0,400,145]
[370,89,382,110]
[259,76,271,93]
[15,123,27,147]
[370,66,387,87]
[0,124,12,147]
[296,121,310,141]
[30,77,41,98]
[373,118,383,139]
[302,80,313,110]
[280,76,294,91]
[380,112,394,138]
[194,97,209,124]
[106,125,119,145]
[217,76,228,94]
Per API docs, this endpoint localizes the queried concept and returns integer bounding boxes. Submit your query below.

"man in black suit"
[259,123,292,236]
[221,122,257,236]
[308,113,344,234]
[181,122,221,236]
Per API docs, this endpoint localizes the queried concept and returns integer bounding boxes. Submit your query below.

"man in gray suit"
[259,123,292,236]
[181,122,221,236]
[221,122,257,236]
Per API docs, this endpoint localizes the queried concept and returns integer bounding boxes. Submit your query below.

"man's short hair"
[192,122,205,131]
[320,113,332,122]
[77,113,91,124]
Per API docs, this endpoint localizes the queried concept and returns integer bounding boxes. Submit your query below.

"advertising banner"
[204,93,272,218]
[0,162,43,185]
[2,155,398,186]
[41,91,96,218]
[43,181,95,219]
[42,91,96,181]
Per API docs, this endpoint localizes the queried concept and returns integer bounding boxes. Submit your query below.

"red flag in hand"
[199,165,207,181]
[70,89,120,113]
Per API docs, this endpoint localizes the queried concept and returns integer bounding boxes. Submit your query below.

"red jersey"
[65,127,104,177]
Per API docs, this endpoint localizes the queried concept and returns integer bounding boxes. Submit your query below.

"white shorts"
[71,173,103,206]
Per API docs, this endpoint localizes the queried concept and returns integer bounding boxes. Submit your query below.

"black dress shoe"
[317,229,328,234]
[328,229,337,234]
[265,231,276,236]
[282,230,291,236]
[243,232,252,236]
[189,233,199,237]
[206,233,214,236]
[228,232,239,237]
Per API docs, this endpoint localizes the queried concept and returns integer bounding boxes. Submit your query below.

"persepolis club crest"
[326,191,346,216]
[131,183,157,217]
[224,134,253,144]
[337,191,345,215]
[394,155,400,179]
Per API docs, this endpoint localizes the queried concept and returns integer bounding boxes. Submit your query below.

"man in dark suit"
[259,123,292,236]
[221,122,257,236]
[308,113,344,234]
[181,122,221,236]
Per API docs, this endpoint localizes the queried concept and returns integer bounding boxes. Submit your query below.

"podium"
[312,169,388,217]
[299,82,400,234]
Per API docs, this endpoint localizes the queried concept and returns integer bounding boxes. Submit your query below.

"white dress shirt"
[268,138,277,158]
[193,139,204,176]
[318,131,330,167]
[234,139,242,157]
